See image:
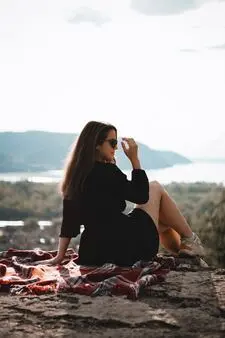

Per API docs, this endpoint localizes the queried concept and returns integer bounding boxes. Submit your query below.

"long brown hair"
[61,121,117,199]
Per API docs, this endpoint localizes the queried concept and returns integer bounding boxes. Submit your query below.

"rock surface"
[1,258,225,337]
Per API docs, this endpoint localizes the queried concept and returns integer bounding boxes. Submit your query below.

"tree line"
[0,181,224,267]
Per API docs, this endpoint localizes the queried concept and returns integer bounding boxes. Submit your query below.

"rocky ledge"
[1,257,225,338]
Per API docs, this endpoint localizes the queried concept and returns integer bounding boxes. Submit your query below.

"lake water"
[0,220,52,228]
[0,162,224,185]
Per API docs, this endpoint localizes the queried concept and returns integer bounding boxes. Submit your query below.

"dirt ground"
[1,261,225,338]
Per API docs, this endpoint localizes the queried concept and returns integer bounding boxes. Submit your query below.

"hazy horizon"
[1,128,225,161]
[0,0,225,159]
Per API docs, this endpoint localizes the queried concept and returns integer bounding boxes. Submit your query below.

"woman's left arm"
[59,198,82,238]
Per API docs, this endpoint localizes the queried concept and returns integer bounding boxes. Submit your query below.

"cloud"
[208,42,225,50]
[180,43,225,52]
[67,7,111,26]
[131,0,209,16]
[180,48,198,53]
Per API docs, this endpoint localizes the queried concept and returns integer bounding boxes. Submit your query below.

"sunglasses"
[105,138,118,149]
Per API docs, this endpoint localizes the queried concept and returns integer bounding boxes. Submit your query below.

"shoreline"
[0,162,225,185]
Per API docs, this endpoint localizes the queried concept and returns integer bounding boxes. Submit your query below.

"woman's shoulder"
[93,161,127,179]
[94,161,123,172]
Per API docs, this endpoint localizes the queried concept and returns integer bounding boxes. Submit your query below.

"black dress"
[59,161,159,266]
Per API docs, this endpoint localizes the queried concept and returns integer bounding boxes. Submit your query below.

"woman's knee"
[149,180,163,192]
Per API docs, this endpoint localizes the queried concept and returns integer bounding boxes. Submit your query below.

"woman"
[42,121,204,266]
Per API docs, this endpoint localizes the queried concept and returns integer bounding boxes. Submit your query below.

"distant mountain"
[131,0,200,16]
[0,131,191,172]
[116,140,191,170]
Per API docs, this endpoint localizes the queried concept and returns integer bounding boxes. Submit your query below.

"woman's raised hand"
[121,138,138,161]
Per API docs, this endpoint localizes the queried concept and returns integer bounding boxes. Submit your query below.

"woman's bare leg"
[158,222,181,254]
[135,181,205,256]
[135,181,193,237]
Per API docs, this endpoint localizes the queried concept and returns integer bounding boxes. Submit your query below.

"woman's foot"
[179,232,205,257]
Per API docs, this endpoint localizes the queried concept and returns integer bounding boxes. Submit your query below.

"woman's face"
[96,129,118,163]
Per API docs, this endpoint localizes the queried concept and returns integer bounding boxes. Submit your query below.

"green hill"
[0,131,191,172]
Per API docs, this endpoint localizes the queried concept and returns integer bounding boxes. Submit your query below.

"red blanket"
[0,248,176,299]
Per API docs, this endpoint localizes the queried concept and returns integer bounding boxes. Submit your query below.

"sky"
[0,0,225,158]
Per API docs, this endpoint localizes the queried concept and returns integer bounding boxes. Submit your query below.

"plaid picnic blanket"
[0,248,176,299]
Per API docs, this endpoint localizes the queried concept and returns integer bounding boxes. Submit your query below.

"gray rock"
[1,264,225,337]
